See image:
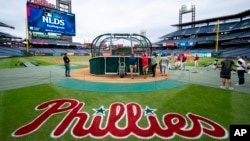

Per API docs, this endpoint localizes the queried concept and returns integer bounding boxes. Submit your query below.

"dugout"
[89,33,153,76]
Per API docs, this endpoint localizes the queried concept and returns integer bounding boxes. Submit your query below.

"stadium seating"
[37,48,54,53]
[0,47,24,57]
[238,31,250,38]
[182,27,199,35]
[221,47,250,58]
[232,18,250,30]
[64,49,77,53]
[53,48,67,53]
[219,22,238,32]
[221,32,245,40]
[154,11,250,60]
[196,25,216,34]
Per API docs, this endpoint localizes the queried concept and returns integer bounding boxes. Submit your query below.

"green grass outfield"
[0,56,250,141]
[0,55,224,68]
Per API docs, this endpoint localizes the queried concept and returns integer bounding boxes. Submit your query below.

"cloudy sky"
[0,0,249,43]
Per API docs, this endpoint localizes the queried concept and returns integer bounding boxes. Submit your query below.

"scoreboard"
[26,2,75,36]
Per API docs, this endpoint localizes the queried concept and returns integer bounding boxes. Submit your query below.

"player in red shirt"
[175,54,181,69]
[181,54,187,71]
[194,54,199,68]
[141,53,149,78]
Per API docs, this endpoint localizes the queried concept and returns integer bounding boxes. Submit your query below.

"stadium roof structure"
[172,9,250,28]
[0,21,23,42]
[0,21,15,29]
[0,32,22,39]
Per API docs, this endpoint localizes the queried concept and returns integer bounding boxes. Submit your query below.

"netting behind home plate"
[0,65,249,93]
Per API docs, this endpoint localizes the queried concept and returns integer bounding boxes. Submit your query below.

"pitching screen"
[26,2,75,36]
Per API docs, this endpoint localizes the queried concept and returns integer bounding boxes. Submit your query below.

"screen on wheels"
[26,2,75,36]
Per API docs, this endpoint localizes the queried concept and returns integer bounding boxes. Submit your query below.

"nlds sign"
[42,14,65,26]
[27,2,76,36]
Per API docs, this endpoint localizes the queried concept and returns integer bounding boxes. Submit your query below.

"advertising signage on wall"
[197,40,214,45]
[26,2,76,36]
[27,0,56,9]
[177,41,194,47]
[163,42,175,47]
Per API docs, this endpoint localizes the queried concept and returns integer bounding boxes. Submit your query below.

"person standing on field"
[150,53,157,77]
[63,53,71,77]
[175,54,181,69]
[194,54,199,68]
[141,53,149,79]
[180,54,187,71]
[235,55,246,86]
[160,54,169,76]
[217,56,234,90]
[129,53,137,79]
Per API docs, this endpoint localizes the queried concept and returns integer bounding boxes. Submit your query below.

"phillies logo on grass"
[12,98,228,139]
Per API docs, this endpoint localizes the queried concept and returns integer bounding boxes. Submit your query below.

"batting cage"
[89,33,153,76]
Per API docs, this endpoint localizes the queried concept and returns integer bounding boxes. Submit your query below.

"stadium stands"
[1,9,250,59]
[221,47,250,58]
[154,9,250,59]
[0,20,91,58]
[0,47,24,57]
[197,25,216,34]
[219,22,238,32]
[0,21,25,58]
[233,18,250,30]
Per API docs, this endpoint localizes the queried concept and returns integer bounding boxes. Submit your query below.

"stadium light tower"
[56,0,72,42]
[179,3,195,29]
[56,0,71,13]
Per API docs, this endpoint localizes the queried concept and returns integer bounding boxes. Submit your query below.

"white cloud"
[0,0,249,43]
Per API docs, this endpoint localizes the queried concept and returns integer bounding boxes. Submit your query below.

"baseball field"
[0,56,249,141]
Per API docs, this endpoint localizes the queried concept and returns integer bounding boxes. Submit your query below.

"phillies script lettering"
[12,99,228,139]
